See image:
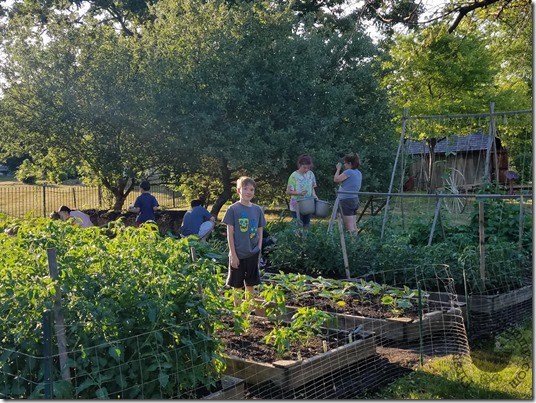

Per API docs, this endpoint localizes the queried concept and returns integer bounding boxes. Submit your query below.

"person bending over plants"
[223,176,266,314]
[56,205,94,228]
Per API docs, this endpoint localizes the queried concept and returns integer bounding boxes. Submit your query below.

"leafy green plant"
[0,216,227,398]
[258,283,287,321]
[263,307,335,357]
[269,271,313,300]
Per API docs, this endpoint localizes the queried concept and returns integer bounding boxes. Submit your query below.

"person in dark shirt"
[180,199,215,239]
[128,180,159,227]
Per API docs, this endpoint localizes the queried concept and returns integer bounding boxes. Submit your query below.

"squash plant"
[264,273,427,318]
[0,217,227,399]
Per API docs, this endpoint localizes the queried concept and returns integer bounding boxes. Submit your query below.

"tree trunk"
[108,177,136,211]
[210,160,234,218]
[113,194,128,212]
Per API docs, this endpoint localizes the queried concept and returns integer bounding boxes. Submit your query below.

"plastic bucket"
[314,200,331,217]
[297,197,315,215]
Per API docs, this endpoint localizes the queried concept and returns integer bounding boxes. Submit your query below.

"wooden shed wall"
[406,150,506,191]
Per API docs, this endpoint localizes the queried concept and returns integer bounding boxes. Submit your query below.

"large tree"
[138,0,396,215]
[1,0,397,214]
[0,13,191,210]
[380,18,531,188]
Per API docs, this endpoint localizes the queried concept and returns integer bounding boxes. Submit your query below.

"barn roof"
[405,131,493,155]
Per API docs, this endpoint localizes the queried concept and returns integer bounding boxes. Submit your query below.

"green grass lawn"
[371,319,533,399]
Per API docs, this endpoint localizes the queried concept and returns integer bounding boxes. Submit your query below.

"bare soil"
[216,315,350,363]
[276,292,445,320]
[82,209,186,237]
[216,314,447,369]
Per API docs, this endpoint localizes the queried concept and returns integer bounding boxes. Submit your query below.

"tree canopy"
[0,0,397,213]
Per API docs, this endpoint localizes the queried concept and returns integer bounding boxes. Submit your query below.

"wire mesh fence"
[1,267,472,399]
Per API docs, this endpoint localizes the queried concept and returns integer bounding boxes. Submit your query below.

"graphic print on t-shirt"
[239,212,249,233]
[250,219,257,238]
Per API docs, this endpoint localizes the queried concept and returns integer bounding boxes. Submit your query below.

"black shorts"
[226,251,261,288]
[340,198,359,216]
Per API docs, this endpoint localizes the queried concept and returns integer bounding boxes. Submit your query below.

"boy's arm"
[128,197,140,213]
[226,224,239,269]
[257,226,263,251]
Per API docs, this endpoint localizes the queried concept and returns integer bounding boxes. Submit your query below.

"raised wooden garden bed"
[428,285,532,336]
[223,336,376,390]
[428,285,532,315]
[281,304,465,345]
[218,316,376,391]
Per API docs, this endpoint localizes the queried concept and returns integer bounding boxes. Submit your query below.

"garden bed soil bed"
[278,292,448,320]
[217,315,357,363]
[82,209,186,237]
[217,315,376,390]
[260,302,466,345]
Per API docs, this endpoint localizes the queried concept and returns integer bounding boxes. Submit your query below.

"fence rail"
[0,183,186,218]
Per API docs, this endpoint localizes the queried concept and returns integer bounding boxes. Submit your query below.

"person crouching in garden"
[180,199,215,241]
[57,205,94,228]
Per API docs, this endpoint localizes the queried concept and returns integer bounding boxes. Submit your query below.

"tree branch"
[448,0,501,33]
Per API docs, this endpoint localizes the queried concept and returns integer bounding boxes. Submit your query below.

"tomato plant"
[0,217,227,398]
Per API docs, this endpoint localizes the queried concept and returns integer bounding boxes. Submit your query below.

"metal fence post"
[98,185,103,208]
[43,309,54,399]
[72,188,77,209]
[43,184,47,218]
[418,281,424,367]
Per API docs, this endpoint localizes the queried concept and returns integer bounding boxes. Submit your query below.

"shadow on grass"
[370,369,528,399]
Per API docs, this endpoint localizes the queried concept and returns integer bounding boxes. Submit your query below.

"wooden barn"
[403,131,508,192]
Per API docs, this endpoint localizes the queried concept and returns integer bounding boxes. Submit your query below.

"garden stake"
[418,281,423,367]
[190,247,205,298]
[47,248,70,383]
[478,202,486,290]
[336,213,351,279]
[463,268,471,336]
[518,195,524,252]
[42,184,47,218]
[428,198,442,246]
[43,309,53,399]
[327,194,340,233]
